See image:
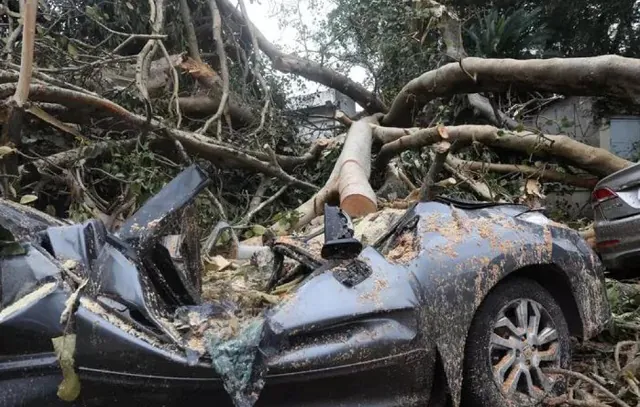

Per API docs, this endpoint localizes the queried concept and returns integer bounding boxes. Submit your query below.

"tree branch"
[419,141,451,201]
[0,83,316,189]
[1,0,37,198]
[12,0,37,107]
[179,0,202,63]
[374,124,631,176]
[135,0,165,125]
[198,0,230,136]
[215,0,387,113]
[383,56,640,127]
[445,155,599,189]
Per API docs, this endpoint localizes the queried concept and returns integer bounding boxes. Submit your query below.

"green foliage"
[465,7,551,58]
[452,0,640,57]
[101,143,178,207]
[315,0,440,101]
[0,225,26,257]
[272,209,302,232]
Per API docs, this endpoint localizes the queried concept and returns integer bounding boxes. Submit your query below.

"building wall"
[527,96,601,147]
[603,117,640,160]
[526,97,598,219]
[290,89,357,143]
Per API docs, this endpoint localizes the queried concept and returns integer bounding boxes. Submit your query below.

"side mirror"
[321,204,362,260]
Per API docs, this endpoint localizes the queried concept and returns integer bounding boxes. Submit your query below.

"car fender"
[393,202,610,407]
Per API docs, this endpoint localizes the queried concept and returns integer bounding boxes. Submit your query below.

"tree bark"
[445,156,599,189]
[178,95,255,127]
[383,56,640,127]
[179,0,202,63]
[443,156,496,201]
[20,138,140,174]
[274,115,381,232]
[374,124,631,177]
[1,0,37,197]
[0,83,315,188]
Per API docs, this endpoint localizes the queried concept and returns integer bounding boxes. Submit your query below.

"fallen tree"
[2,2,640,407]
[0,0,637,235]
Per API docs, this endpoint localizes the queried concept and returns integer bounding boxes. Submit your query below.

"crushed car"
[0,164,611,407]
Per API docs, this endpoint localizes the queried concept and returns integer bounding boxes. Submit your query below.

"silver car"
[593,162,640,272]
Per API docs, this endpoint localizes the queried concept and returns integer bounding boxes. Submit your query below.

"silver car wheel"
[489,298,560,400]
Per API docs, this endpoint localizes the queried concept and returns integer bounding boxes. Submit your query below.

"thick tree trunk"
[274,116,381,232]
[374,124,631,177]
[382,56,640,127]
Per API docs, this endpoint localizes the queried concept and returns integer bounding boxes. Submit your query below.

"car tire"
[462,277,571,407]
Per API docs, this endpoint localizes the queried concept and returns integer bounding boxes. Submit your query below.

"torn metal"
[0,165,610,407]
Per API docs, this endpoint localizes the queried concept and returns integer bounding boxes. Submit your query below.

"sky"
[244,0,369,99]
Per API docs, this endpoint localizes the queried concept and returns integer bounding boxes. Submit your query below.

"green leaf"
[67,42,79,57]
[0,241,26,256]
[496,130,505,137]
[126,2,134,10]
[243,230,254,239]
[52,335,81,401]
[46,205,56,216]
[19,194,38,205]
[0,146,15,158]
[252,225,267,236]
[85,5,100,20]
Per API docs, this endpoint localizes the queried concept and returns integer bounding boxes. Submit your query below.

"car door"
[0,222,69,407]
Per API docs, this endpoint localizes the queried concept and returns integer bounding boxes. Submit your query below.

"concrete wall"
[525,97,601,219]
[527,97,601,147]
[290,89,357,143]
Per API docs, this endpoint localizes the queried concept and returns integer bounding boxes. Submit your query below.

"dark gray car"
[592,161,640,273]
[0,165,610,407]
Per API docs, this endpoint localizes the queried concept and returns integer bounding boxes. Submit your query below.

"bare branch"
[13,0,37,107]
[374,124,631,176]
[383,56,640,127]
[199,0,230,136]
[443,156,496,201]
[216,0,387,113]
[2,23,22,61]
[158,40,182,128]
[20,138,139,174]
[445,155,599,189]
[240,183,289,225]
[179,0,202,63]
[419,141,451,201]
[543,368,632,407]
[0,83,317,188]
[135,0,165,124]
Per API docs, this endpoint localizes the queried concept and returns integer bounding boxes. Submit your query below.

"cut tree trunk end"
[272,115,381,233]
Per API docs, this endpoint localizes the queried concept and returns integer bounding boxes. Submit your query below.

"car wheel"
[462,277,571,406]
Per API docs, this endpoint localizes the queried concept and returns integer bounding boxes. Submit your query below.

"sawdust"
[80,297,163,347]
[305,208,405,248]
[387,232,420,263]
[359,278,389,307]
[0,282,58,321]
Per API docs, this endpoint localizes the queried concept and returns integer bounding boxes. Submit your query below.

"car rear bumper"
[595,212,640,271]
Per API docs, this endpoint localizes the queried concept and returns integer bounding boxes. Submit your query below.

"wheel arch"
[498,264,584,338]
